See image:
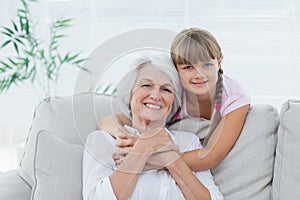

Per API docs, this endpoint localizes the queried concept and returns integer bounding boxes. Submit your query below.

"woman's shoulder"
[85,130,115,146]
[84,130,117,160]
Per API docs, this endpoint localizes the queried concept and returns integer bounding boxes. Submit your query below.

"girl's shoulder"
[222,75,249,98]
[221,75,251,116]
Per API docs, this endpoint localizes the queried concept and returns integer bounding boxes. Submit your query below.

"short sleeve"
[220,76,251,116]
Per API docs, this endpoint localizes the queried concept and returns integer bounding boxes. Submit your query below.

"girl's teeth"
[146,104,160,109]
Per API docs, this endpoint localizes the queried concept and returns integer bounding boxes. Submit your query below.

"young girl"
[99,28,250,171]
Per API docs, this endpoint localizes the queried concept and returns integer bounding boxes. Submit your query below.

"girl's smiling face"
[176,58,220,97]
[130,65,175,125]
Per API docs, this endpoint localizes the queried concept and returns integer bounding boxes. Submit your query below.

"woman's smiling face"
[130,65,175,124]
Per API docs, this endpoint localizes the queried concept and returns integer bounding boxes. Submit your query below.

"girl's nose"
[195,67,205,78]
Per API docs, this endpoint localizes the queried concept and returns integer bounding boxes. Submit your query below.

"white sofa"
[0,93,299,200]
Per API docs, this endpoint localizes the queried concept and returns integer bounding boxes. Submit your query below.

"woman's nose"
[149,87,162,101]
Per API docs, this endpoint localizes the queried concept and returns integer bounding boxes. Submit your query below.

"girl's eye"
[203,63,213,68]
[183,65,193,70]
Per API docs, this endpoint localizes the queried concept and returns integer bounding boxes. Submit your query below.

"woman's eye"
[141,84,152,88]
[161,87,174,93]
[163,88,172,93]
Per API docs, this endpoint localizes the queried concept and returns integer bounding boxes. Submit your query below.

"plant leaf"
[8,58,17,66]
[72,58,85,65]
[15,37,25,46]
[24,50,34,57]
[2,27,14,35]
[102,84,112,94]
[53,34,66,39]
[59,18,73,24]
[0,60,12,69]
[1,40,12,48]
[39,49,45,58]
[12,20,19,32]
[66,53,79,62]
[1,31,12,37]
[13,42,20,54]
[76,65,91,73]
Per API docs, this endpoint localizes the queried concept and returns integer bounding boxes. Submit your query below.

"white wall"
[1,0,300,171]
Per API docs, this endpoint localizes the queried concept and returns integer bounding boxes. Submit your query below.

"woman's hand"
[113,129,180,169]
[144,147,180,170]
[113,132,138,166]
[113,147,131,166]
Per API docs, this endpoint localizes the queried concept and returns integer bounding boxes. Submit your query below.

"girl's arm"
[98,112,132,138]
[181,105,250,171]
[112,105,249,172]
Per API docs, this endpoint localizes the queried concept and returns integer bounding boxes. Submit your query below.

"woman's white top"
[82,127,224,200]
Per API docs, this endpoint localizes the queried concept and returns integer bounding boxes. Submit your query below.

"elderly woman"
[82,53,223,200]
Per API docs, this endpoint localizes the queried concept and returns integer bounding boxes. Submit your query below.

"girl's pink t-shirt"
[176,75,251,120]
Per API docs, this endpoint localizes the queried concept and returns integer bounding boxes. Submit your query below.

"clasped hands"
[113,128,180,170]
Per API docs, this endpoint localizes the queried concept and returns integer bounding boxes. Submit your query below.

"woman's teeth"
[145,103,161,109]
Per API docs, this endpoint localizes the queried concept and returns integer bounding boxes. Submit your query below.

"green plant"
[97,83,117,95]
[0,0,88,97]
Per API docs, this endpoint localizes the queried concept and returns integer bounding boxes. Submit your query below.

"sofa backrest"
[273,99,300,200]
[212,104,279,199]
[19,93,122,186]
[18,93,284,200]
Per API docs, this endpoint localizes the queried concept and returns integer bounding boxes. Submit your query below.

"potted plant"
[0,0,88,98]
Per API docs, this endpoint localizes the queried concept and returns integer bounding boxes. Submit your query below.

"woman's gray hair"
[117,52,182,124]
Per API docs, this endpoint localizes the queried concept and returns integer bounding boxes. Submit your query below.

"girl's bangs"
[172,36,217,65]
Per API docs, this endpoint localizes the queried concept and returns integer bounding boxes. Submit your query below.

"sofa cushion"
[273,99,300,200]
[19,93,121,186]
[31,130,83,200]
[168,118,210,139]
[0,169,31,200]
[212,104,279,200]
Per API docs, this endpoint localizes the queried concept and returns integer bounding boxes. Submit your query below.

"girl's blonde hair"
[170,28,223,65]
[170,28,223,146]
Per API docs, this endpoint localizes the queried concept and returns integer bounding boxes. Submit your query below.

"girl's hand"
[113,133,138,166]
[113,129,178,168]
[98,113,131,138]
[115,132,139,148]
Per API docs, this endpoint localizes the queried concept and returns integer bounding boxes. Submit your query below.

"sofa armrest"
[0,169,31,200]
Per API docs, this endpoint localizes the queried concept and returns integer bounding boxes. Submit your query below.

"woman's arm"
[146,131,223,200]
[166,155,211,200]
[98,112,131,138]
[83,134,151,200]
[110,139,152,200]
[182,105,249,171]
